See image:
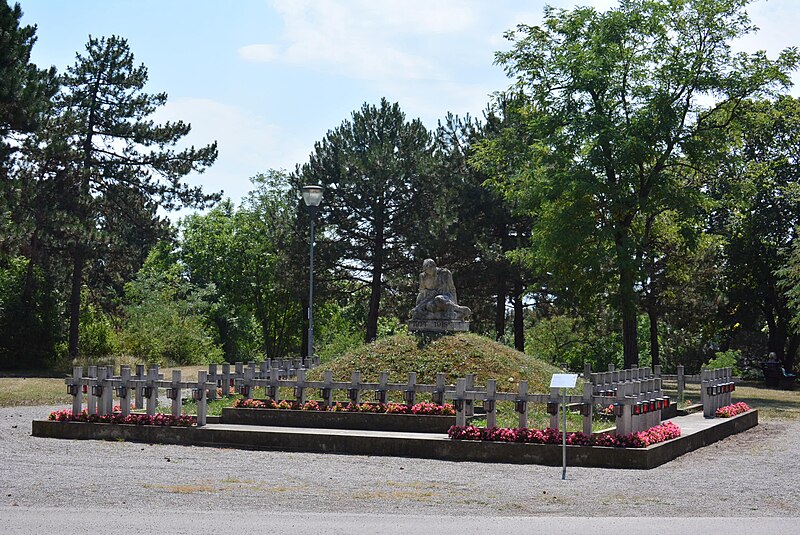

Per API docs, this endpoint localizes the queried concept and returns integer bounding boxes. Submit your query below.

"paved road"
[3,509,799,534]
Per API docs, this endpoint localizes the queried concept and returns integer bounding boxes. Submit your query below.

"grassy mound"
[311,333,563,393]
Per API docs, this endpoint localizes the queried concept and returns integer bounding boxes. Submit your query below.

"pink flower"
[447,421,681,448]
[715,402,750,418]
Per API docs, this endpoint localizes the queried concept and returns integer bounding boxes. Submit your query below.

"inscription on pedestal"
[408,319,470,333]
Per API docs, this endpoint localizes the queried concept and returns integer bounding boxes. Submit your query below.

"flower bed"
[447,421,681,448]
[715,401,750,418]
[233,398,455,416]
[48,409,195,427]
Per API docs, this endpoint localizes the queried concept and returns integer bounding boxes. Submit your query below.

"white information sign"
[550,373,578,389]
[549,373,579,480]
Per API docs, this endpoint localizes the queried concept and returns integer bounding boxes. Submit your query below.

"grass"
[157,395,240,416]
[734,381,800,419]
[661,380,800,421]
[308,332,563,392]
[468,401,616,432]
[0,377,70,406]
[0,365,213,408]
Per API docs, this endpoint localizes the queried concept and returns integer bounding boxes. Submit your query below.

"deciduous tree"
[483,0,798,367]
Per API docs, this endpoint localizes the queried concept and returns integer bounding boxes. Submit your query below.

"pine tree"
[0,1,56,173]
[53,35,219,358]
[297,99,435,342]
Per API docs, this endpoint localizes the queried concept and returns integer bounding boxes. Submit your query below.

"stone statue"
[408,259,470,333]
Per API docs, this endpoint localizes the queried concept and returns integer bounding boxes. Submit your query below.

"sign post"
[550,373,578,480]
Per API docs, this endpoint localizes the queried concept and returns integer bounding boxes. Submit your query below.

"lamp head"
[301,185,324,207]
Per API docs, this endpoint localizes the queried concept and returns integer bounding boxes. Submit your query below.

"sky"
[15,0,800,217]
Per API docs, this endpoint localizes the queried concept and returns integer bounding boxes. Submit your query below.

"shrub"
[117,268,223,365]
[77,293,117,360]
[525,314,622,372]
[705,349,742,376]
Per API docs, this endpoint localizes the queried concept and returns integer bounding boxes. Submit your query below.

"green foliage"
[477,0,799,368]
[314,300,364,363]
[0,1,57,167]
[77,291,116,360]
[725,97,800,369]
[779,236,800,335]
[57,35,219,206]
[296,98,437,342]
[0,256,60,369]
[525,314,622,373]
[4,2,799,376]
[705,349,742,376]
[117,253,223,366]
[429,108,533,345]
[377,316,407,338]
[50,34,219,358]
[181,171,304,360]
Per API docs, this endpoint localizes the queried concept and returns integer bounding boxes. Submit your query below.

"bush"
[78,292,117,360]
[316,301,364,363]
[705,349,742,376]
[117,267,223,366]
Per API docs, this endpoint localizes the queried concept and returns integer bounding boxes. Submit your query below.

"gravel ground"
[2,405,799,518]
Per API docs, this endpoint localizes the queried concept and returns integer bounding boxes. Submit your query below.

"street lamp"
[302,185,323,362]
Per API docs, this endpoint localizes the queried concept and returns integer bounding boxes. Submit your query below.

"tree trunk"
[764,301,784,360]
[513,278,524,352]
[495,276,506,341]
[67,78,98,361]
[68,251,84,359]
[621,288,639,368]
[786,333,799,372]
[365,218,384,343]
[648,308,660,368]
[615,228,639,369]
[366,267,382,343]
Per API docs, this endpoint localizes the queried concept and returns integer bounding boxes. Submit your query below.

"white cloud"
[351,0,478,35]
[152,98,304,207]
[238,0,484,81]
[238,43,279,62]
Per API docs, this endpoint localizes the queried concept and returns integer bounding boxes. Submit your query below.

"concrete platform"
[31,409,757,469]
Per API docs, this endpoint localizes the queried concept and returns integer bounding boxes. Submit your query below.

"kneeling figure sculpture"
[408,259,471,333]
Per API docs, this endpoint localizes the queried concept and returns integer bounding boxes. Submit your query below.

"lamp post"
[301,185,323,362]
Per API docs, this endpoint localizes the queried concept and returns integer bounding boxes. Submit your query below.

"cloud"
[152,98,305,206]
[238,44,278,62]
[238,0,483,81]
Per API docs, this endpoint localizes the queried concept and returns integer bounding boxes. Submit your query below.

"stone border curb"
[31,409,757,469]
